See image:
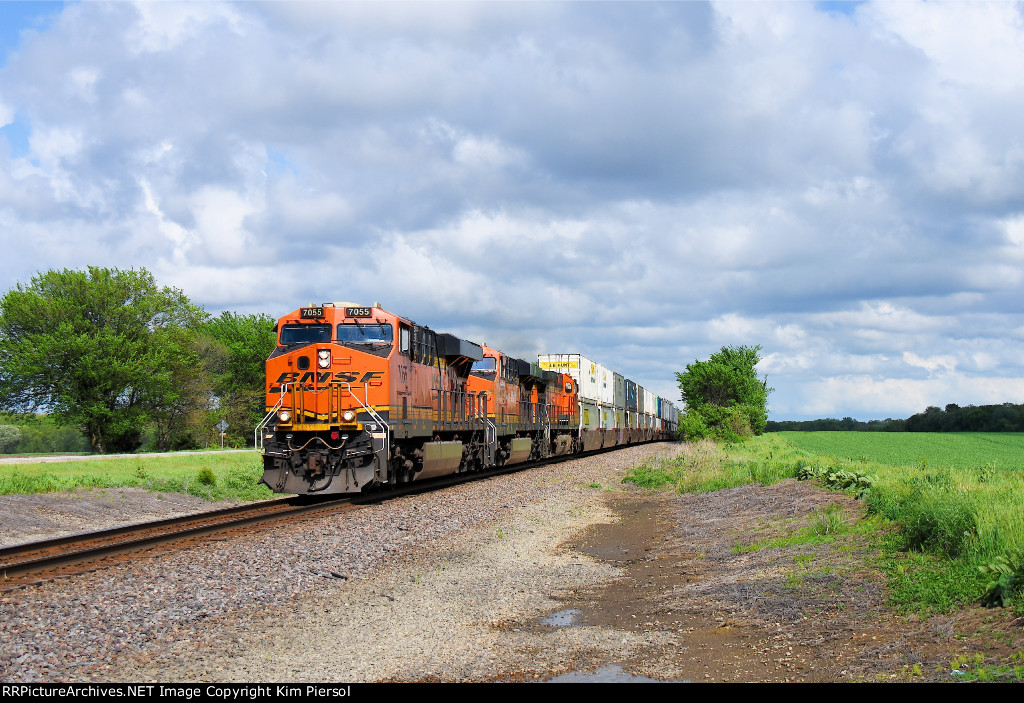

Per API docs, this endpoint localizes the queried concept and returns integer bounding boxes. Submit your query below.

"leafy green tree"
[0,267,206,452]
[200,312,277,446]
[0,424,20,453]
[147,324,214,451]
[676,345,772,441]
[0,414,89,453]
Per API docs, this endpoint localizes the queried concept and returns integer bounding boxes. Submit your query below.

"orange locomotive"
[258,302,583,495]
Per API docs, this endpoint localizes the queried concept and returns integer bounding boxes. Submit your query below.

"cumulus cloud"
[1,1,1023,418]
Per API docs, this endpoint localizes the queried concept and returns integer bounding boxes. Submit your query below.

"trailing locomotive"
[257,302,677,495]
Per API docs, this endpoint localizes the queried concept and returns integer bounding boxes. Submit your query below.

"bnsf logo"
[270,371,384,390]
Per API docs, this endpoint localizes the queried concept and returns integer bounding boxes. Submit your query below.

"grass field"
[625,432,1024,614]
[778,431,1024,471]
[0,451,274,502]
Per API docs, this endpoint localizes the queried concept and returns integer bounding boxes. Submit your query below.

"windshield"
[471,356,496,372]
[337,322,393,345]
[280,324,332,345]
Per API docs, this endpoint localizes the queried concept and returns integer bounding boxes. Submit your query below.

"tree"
[676,345,772,441]
[0,267,206,452]
[200,312,277,446]
[146,324,213,451]
[0,424,20,453]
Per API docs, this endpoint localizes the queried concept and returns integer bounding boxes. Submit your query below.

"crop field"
[779,431,1024,471]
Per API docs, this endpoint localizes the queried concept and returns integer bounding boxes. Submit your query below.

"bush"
[678,411,711,441]
[681,405,757,443]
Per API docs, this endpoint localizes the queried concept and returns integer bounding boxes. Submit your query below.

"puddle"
[546,664,680,683]
[540,608,581,627]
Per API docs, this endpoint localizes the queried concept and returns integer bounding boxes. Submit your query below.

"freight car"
[257,303,677,496]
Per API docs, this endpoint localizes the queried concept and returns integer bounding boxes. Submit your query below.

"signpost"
[216,419,229,448]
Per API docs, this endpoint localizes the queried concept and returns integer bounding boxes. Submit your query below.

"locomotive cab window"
[280,324,332,345]
[470,355,496,379]
[336,323,393,345]
[471,356,496,371]
[399,325,411,356]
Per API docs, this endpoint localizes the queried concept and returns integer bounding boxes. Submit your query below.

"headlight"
[278,410,292,423]
[341,410,356,423]
[317,349,331,368]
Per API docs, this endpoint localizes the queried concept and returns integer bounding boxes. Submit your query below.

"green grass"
[949,652,1024,682]
[626,432,1024,614]
[0,451,274,502]
[875,529,985,615]
[624,434,803,494]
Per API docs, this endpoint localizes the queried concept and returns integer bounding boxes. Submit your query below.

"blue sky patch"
[0,1,65,67]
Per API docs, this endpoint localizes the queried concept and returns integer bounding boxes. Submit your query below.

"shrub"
[678,411,711,441]
[196,466,217,486]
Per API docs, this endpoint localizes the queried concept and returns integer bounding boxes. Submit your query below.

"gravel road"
[0,443,684,683]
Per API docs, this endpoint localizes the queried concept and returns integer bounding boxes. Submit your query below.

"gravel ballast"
[0,444,684,683]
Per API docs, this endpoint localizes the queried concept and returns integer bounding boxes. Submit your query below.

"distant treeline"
[767,403,1024,433]
[0,415,90,454]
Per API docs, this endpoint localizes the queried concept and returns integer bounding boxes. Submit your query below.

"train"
[256,302,679,495]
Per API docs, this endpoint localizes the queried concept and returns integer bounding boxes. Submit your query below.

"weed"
[196,466,217,486]
[979,552,1023,608]
[898,488,976,558]
[810,503,849,536]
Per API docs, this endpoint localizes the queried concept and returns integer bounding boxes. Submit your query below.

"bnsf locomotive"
[257,302,677,495]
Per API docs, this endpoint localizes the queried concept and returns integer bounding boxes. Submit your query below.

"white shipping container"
[596,363,615,405]
[538,353,600,401]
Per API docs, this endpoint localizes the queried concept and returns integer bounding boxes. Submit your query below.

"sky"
[1,0,1023,421]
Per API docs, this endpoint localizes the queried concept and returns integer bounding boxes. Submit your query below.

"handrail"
[254,386,288,450]
[341,382,390,481]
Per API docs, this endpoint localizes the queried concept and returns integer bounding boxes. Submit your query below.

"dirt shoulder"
[564,481,1021,682]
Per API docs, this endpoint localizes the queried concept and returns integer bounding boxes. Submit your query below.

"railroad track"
[0,495,360,591]
[0,440,670,592]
